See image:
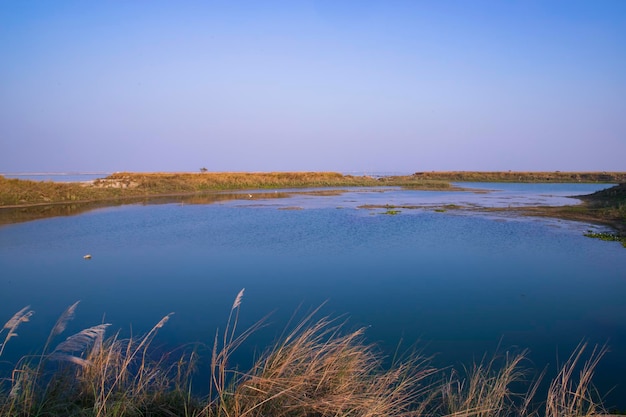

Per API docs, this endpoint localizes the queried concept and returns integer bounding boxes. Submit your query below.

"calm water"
[2,173,109,182]
[1,183,625,407]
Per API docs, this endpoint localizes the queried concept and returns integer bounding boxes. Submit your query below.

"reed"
[544,343,608,417]
[0,297,614,417]
[441,350,530,417]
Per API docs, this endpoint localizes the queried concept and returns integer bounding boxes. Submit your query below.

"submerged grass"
[0,294,614,417]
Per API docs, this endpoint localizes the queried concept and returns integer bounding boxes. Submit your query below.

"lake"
[1,183,625,408]
[2,173,109,182]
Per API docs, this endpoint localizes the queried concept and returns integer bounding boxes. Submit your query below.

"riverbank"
[2,171,624,209]
[0,172,452,208]
[513,183,626,235]
[411,171,626,183]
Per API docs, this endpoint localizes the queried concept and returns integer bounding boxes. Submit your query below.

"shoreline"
[1,172,624,237]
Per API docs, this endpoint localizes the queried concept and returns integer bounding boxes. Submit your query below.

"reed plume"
[48,323,111,367]
[50,301,80,338]
[0,306,34,357]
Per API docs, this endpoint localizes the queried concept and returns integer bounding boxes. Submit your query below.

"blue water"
[1,183,625,407]
[2,173,109,182]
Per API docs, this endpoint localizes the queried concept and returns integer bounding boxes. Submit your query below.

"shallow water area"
[225,182,611,210]
[1,183,625,408]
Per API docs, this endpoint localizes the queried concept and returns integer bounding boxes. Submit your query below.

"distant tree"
[200,167,208,173]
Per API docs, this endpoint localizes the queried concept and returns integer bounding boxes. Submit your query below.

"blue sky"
[1,1,624,173]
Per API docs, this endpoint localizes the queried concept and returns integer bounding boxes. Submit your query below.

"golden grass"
[0,172,451,209]
[411,172,626,183]
[441,350,531,417]
[0,296,615,417]
[94,172,452,193]
[208,300,436,417]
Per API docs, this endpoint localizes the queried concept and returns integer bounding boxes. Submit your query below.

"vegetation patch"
[434,204,461,213]
[0,296,613,417]
[411,171,626,183]
[0,173,455,210]
[496,183,626,244]
[584,231,626,247]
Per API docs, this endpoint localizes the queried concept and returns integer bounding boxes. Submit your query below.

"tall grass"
[0,296,613,417]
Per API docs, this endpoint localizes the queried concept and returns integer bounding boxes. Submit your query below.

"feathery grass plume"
[49,323,111,367]
[210,288,270,416]
[35,301,81,378]
[50,301,80,338]
[227,288,245,349]
[0,306,34,357]
[545,342,608,417]
[232,288,244,310]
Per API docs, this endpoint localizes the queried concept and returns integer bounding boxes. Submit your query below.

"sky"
[1,1,625,173]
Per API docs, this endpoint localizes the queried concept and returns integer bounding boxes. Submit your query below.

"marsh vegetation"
[0,173,451,208]
[410,171,626,183]
[0,295,613,417]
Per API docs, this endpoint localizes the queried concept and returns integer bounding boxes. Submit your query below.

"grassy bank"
[3,171,624,208]
[515,183,626,242]
[0,172,451,208]
[410,171,626,183]
[0,295,615,417]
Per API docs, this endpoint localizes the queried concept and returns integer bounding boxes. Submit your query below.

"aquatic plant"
[584,231,626,247]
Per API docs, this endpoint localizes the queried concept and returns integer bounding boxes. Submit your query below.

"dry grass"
[441,350,531,417]
[545,343,608,417]
[208,301,437,417]
[0,296,615,417]
[94,172,452,193]
[0,172,451,208]
[411,172,626,183]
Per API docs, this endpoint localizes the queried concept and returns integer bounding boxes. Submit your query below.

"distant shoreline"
[1,172,110,176]
[2,170,625,183]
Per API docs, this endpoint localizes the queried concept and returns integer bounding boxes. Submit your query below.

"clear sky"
[1,1,625,173]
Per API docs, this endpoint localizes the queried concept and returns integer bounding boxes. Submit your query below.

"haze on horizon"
[1,1,624,174]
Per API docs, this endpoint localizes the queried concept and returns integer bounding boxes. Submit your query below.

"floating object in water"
[248,194,253,198]
[83,254,92,260]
